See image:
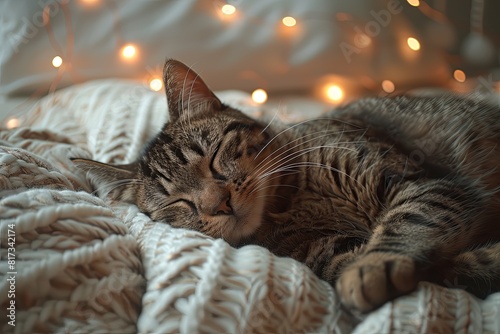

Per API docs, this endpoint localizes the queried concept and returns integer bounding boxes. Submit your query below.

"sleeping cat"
[73,59,500,313]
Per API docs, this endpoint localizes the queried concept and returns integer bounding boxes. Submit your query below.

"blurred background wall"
[1,0,499,104]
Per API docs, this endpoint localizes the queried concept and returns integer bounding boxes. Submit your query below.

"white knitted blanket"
[1,80,500,333]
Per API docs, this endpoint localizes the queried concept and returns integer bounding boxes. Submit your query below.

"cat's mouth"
[218,164,298,246]
[220,187,267,245]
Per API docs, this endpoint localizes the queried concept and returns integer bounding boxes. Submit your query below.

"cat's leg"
[297,235,366,283]
[336,179,487,312]
[439,242,500,298]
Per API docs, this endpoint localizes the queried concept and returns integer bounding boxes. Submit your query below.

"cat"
[73,59,500,313]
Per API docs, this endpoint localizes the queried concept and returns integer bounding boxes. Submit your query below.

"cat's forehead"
[165,109,262,140]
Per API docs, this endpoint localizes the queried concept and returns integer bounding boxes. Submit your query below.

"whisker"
[252,184,301,195]
[254,117,364,160]
[253,128,332,168]
[251,169,300,190]
[260,161,371,196]
[253,193,291,202]
[256,144,359,181]
[249,170,301,196]
[260,161,379,221]
[252,128,364,179]
[260,102,281,135]
[253,125,366,171]
[187,71,201,129]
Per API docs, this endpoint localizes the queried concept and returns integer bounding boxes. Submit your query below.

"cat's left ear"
[71,158,138,201]
[163,59,222,122]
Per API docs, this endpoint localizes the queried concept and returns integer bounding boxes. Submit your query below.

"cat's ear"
[163,59,222,122]
[71,158,138,201]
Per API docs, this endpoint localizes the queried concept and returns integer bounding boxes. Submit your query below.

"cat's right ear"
[163,59,222,122]
[71,158,138,201]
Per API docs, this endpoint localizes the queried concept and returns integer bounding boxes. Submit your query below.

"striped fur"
[74,60,500,313]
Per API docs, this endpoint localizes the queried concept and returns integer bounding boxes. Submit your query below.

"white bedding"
[1,80,500,333]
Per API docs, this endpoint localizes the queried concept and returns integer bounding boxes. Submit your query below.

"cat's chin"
[224,189,268,246]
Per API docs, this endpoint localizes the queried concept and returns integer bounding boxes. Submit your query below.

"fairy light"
[335,12,352,22]
[6,118,20,129]
[149,78,163,92]
[355,34,372,48]
[282,16,297,27]
[251,89,268,104]
[382,80,395,93]
[80,0,99,5]
[52,56,63,68]
[221,4,236,15]
[325,84,344,102]
[121,44,137,60]
[407,0,420,6]
[453,69,466,83]
[407,37,421,51]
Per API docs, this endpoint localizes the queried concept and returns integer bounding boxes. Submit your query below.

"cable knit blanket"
[1,80,500,333]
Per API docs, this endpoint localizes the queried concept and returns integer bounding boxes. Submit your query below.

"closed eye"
[247,142,267,156]
[169,199,198,213]
[251,132,271,156]
[210,142,227,181]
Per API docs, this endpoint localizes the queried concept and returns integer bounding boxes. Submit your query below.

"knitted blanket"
[1,80,499,333]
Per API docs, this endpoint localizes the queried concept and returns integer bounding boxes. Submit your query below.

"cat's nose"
[200,186,233,216]
[213,196,233,215]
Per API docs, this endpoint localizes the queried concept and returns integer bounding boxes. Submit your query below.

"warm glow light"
[6,118,20,129]
[221,4,236,15]
[355,34,372,48]
[149,78,163,92]
[80,0,99,7]
[282,16,297,27]
[453,69,466,83]
[281,16,297,27]
[382,80,395,93]
[407,0,420,6]
[52,56,63,68]
[407,37,421,51]
[252,89,268,104]
[335,12,352,22]
[325,84,344,102]
[121,44,137,60]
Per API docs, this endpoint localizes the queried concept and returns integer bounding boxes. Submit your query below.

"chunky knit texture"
[1,80,499,333]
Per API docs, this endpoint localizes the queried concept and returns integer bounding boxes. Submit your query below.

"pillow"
[0,0,449,96]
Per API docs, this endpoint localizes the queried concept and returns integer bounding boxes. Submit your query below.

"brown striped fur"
[73,60,500,313]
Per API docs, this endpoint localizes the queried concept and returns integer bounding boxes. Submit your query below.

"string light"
[335,12,352,22]
[52,56,63,68]
[453,69,466,82]
[252,89,268,104]
[6,118,20,129]
[407,37,421,51]
[282,16,297,27]
[149,78,163,92]
[80,0,100,5]
[221,4,236,15]
[38,1,463,102]
[121,44,137,60]
[325,84,344,102]
[355,34,372,48]
[382,80,395,93]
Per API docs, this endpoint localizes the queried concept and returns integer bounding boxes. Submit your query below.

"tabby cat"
[73,59,500,313]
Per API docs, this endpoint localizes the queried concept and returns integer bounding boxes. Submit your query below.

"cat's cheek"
[231,193,266,240]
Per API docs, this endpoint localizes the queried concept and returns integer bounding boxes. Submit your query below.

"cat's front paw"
[336,252,418,312]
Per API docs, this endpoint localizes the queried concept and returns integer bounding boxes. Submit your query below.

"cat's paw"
[336,252,418,313]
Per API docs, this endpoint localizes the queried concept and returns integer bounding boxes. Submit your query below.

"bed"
[1,79,500,333]
[2,0,500,332]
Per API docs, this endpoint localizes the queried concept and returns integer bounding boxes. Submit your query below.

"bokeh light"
[252,89,268,104]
